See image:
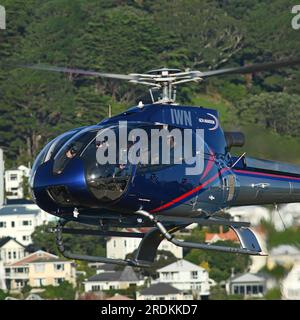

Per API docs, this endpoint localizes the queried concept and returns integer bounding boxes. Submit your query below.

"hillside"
[0,0,299,167]
[192,94,300,164]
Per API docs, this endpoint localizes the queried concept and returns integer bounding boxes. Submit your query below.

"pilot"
[66,145,78,159]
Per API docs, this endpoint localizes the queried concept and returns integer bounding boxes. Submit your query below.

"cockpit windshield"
[80,125,132,202]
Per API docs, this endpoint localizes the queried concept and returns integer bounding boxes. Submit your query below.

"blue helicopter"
[27,59,300,266]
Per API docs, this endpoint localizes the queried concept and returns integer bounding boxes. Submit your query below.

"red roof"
[106,294,132,301]
[205,227,238,243]
[11,250,60,266]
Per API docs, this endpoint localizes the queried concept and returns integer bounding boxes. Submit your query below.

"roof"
[29,258,68,263]
[0,236,25,248]
[270,245,300,256]
[6,199,34,205]
[157,259,205,273]
[88,272,122,282]
[97,263,117,272]
[106,294,132,300]
[87,266,139,283]
[140,283,180,296]
[0,204,40,216]
[230,273,266,284]
[205,229,238,242]
[10,250,60,266]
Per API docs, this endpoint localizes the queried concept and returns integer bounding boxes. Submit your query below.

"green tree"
[41,281,76,300]
[0,289,8,300]
[31,222,106,258]
[185,240,250,283]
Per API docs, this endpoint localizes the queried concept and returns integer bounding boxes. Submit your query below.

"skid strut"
[135,210,267,256]
[53,219,183,266]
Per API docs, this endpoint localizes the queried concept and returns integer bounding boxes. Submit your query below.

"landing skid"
[52,211,266,267]
[136,210,267,256]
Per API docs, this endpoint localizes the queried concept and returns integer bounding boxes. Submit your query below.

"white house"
[0,237,27,265]
[0,203,49,245]
[0,259,6,291]
[137,283,193,300]
[5,165,30,199]
[267,245,300,269]
[226,205,270,226]
[281,262,300,300]
[106,228,183,260]
[226,273,267,298]
[156,259,210,298]
[0,149,4,207]
[84,266,144,292]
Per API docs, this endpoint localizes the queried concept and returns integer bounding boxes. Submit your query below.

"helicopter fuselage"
[30,103,300,227]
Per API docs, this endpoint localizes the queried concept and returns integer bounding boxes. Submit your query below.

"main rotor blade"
[201,58,300,78]
[21,64,137,81]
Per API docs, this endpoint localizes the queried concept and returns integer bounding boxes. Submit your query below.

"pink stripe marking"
[233,169,300,181]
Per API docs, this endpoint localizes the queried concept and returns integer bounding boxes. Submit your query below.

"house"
[205,226,238,244]
[267,245,300,269]
[106,293,133,300]
[226,273,266,297]
[156,259,210,298]
[0,202,49,245]
[0,237,27,264]
[0,259,6,290]
[281,262,300,300]
[5,165,30,199]
[137,283,193,300]
[5,294,43,300]
[5,250,76,291]
[226,205,270,226]
[106,228,183,260]
[84,266,144,292]
[0,149,4,207]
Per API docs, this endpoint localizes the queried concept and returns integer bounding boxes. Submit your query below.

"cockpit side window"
[44,129,80,163]
[53,129,98,175]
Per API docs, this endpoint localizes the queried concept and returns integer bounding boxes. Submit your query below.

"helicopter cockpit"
[45,124,132,203]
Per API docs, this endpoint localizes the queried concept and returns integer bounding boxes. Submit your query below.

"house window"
[55,278,65,285]
[113,240,116,248]
[11,221,15,227]
[124,240,127,247]
[54,263,65,271]
[191,271,198,279]
[0,221,6,228]
[22,220,32,226]
[8,252,11,259]
[10,174,18,181]
[258,285,264,294]
[92,285,100,292]
[34,264,45,273]
[13,251,16,259]
[22,235,30,241]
